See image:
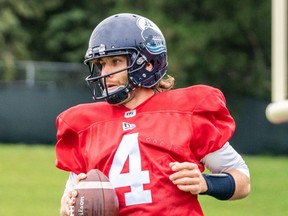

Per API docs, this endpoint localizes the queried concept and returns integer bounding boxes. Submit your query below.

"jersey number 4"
[109,133,152,206]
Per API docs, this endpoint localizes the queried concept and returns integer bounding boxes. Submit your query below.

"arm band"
[200,172,235,200]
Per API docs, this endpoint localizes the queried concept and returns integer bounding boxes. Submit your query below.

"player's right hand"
[60,173,87,216]
[169,162,208,195]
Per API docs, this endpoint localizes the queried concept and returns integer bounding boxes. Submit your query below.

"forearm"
[200,142,250,200]
[226,169,250,200]
[60,195,68,216]
[200,169,250,201]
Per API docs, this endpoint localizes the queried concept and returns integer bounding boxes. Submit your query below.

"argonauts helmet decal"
[137,17,166,54]
[84,13,168,104]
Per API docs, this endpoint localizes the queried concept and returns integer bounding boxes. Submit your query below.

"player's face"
[93,55,128,93]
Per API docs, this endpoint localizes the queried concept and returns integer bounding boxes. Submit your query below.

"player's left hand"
[169,162,208,195]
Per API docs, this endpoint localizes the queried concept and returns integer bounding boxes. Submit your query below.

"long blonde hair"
[153,75,175,93]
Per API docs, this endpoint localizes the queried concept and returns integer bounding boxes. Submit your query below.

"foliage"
[0,0,61,81]
[0,0,271,98]
[26,0,116,62]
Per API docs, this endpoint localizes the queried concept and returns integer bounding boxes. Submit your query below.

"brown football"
[72,169,119,216]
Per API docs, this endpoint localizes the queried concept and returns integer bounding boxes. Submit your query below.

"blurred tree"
[80,0,271,98]
[147,0,271,98]
[26,0,116,62]
[0,0,61,81]
[0,0,271,99]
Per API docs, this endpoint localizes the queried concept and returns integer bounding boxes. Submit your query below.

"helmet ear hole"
[146,62,154,72]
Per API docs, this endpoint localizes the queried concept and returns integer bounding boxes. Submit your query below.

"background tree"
[0,0,61,81]
[0,0,271,99]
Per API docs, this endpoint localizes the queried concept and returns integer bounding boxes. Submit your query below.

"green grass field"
[0,144,287,216]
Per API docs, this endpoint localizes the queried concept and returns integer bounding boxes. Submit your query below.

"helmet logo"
[137,18,166,54]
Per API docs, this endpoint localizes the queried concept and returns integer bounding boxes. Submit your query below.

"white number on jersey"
[109,132,152,206]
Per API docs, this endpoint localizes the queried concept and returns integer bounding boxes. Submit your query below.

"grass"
[0,144,287,216]
[199,156,288,216]
[0,144,67,216]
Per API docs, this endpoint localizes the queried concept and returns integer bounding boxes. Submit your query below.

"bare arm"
[226,169,250,200]
[169,142,250,200]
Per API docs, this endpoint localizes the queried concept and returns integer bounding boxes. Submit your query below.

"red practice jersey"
[55,85,235,216]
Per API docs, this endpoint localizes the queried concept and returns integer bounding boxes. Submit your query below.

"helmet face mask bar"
[84,13,168,104]
[85,47,147,104]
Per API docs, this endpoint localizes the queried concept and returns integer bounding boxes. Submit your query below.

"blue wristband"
[200,172,235,200]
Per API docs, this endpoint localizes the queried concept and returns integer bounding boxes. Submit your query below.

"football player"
[56,13,250,216]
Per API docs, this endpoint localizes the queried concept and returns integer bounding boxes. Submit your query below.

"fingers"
[61,173,87,216]
[169,169,201,182]
[169,162,203,194]
[67,189,78,202]
[169,162,200,181]
[169,161,198,171]
[65,190,77,215]
[176,183,202,194]
[76,173,87,184]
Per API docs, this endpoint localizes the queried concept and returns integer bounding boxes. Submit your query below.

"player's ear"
[146,62,153,72]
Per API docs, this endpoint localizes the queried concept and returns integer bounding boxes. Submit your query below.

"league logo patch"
[124,110,136,118]
[122,122,136,131]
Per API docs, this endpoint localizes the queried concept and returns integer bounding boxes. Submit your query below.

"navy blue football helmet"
[84,13,168,104]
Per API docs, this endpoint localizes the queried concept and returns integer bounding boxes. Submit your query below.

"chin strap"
[106,84,134,104]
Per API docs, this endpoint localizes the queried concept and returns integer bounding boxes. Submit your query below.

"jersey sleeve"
[191,87,235,160]
[55,114,87,174]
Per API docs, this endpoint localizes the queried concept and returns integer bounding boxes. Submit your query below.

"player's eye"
[112,58,121,65]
